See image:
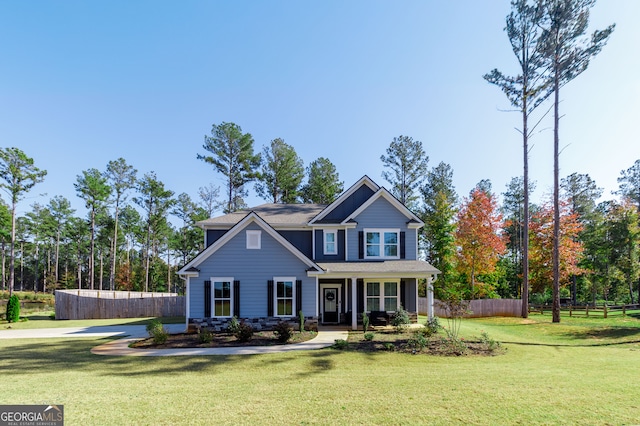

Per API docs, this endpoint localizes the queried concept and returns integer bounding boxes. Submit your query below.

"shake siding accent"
[347,198,418,260]
[191,223,316,318]
[319,185,375,222]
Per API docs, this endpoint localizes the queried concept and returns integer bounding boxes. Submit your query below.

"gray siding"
[319,185,375,223]
[189,223,316,319]
[347,197,418,260]
[314,229,345,261]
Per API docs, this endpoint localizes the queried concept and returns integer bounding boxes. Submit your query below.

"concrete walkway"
[0,324,349,356]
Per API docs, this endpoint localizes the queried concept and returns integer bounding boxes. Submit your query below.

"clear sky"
[0,1,638,219]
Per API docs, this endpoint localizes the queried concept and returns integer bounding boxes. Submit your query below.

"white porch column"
[427,274,437,320]
[351,277,358,330]
[184,277,190,332]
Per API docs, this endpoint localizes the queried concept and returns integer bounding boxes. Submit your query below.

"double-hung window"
[275,277,295,316]
[365,280,399,312]
[365,229,400,259]
[324,230,337,255]
[212,277,233,317]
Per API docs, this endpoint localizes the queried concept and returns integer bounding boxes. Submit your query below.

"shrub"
[333,339,348,350]
[198,327,214,344]
[234,321,254,342]
[298,310,305,332]
[226,316,240,334]
[480,331,502,352]
[424,316,441,336]
[364,332,375,341]
[6,295,20,323]
[273,321,294,343]
[383,342,395,351]
[362,311,370,333]
[146,319,168,344]
[391,305,410,332]
[407,331,428,351]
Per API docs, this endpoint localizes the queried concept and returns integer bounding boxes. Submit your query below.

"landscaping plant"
[273,321,293,343]
[362,311,369,333]
[146,319,168,344]
[298,310,305,332]
[6,294,20,323]
[391,305,410,332]
[234,321,253,342]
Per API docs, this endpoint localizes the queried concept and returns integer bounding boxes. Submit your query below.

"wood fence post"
[569,305,572,317]
[623,305,626,316]
[604,304,607,319]
[586,305,589,317]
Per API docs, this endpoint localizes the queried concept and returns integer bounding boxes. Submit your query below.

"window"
[275,277,295,316]
[324,230,337,255]
[246,230,261,249]
[212,277,233,317]
[364,229,399,259]
[365,280,399,312]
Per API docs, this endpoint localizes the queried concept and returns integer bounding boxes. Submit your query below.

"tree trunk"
[552,66,561,323]
[522,86,530,319]
[89,209,95,290]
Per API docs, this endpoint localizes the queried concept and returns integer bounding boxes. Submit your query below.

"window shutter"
[400,280,406,309]
[233,280,240,317]
[400,231,406,259]
[357,279,364,313]
[358,231,364,259]
[267,280,274,316]
[296,280,302,315]
[204,280,211,317]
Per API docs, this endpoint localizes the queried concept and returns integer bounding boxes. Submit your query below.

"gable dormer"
[309,176,379,225]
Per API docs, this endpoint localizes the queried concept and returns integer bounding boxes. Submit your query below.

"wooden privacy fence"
[419,297,522,318]
[55,290,185,320]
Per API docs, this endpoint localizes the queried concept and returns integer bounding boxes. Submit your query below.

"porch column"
[427,274,436,320]
[351,277,358,330]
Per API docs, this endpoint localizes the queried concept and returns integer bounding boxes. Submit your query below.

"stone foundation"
[190,316,319,333]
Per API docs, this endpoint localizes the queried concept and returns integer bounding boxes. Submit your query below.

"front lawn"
[1,315,640,425]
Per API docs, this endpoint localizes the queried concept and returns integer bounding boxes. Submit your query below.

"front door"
[323,287,339,324]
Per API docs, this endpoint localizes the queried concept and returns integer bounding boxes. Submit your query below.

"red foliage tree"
[529,198,584,294]
[456,188,507,297]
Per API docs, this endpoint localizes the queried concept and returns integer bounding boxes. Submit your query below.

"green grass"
[1,313,185,329]
[2,315,640,425]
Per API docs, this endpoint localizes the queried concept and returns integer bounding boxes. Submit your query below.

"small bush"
[480,331,501,352]
[364,332,375,341]
[273,321,294,343]
[6,295,20,323]
[391,305,410,332]
[407,331,428,351]
[383,342,395,351]
[234,321,254,342]
[333,339,348,350]
[298,310,305,332]
[362,311,370,333]
[198,327,214,343]
[146,319,168,344]
[226,316,240,335]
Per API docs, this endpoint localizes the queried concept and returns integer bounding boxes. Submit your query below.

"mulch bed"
[131,330,318,349]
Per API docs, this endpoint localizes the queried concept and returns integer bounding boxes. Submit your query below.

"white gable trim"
[309,175,379,225]
[178,211,323,275]
[340,187,424,227]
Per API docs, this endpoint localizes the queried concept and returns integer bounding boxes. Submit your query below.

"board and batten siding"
[189,223,316,319]
[314,229,345,261]
[320,185,375,223]
[347,197,418,261]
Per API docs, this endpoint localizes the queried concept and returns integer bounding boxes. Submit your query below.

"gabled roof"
[341,186,424,228]
[179,211,324,276]
[197,203,326,229]
[309,175,380,225]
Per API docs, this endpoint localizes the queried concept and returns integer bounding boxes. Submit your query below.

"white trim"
[364,228,401,260]
[308,176,380,224]
[211,277,234,318]
[323,229,338,255]
[178,212,323,275]
[364,279,400,313]
[274,276,296,317]
[341,187,424,227]
[185,277,191,330]
[246,230,261,249]
[351,277,358,330]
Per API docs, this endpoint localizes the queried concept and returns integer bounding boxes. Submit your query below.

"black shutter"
[400,231,406,259]
[357,279,364,313]
[400,280,406,310]
[358,231,364,259]
[204,280,211,317]
[267,280,274,316]
[233,280,240,317]
[296,280,302,315]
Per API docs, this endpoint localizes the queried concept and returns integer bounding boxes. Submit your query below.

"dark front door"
[323,288,339,323]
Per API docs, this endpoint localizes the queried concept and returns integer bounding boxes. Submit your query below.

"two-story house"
[177,176,439,331]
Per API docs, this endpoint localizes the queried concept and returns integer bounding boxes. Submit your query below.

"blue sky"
[0,1,638,219]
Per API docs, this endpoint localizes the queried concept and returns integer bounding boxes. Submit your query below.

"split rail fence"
[55,289,185,320]
[529,303,640,318]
